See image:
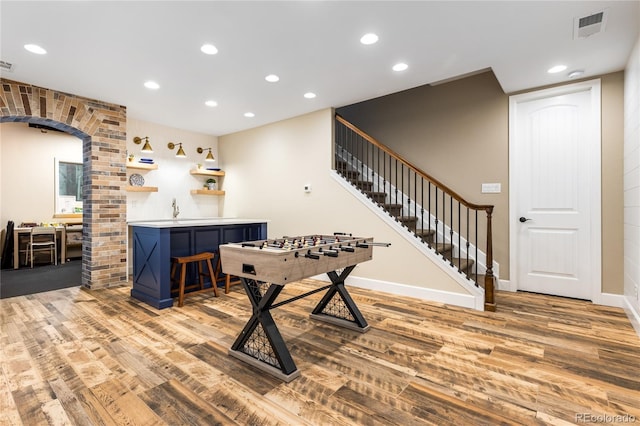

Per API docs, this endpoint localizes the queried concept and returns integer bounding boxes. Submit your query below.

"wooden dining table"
[13,226,67,269]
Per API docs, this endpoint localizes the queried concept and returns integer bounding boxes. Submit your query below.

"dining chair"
[25,227,57,268]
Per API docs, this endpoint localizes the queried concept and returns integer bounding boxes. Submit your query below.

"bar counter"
[129,218,268,309]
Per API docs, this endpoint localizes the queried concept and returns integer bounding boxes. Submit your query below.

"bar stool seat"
[170,252,220,307]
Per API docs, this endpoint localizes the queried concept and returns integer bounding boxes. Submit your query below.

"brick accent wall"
[0,78,128,289]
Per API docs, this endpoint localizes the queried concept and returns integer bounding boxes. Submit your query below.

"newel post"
[484,206,496,312]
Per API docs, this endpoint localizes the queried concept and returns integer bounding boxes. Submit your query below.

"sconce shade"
[168,142,187,158]
[134,136,154,153]
[141,140,153,153]
[197,147,216,162]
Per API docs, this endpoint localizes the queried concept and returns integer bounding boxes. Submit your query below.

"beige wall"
[337,70,626,294]
[601,72,625,295]
[220,108,468,295]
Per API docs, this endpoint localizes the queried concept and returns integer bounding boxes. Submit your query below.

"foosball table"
[219,233,390,381]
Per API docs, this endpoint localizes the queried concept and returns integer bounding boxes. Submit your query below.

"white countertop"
[128,218,268,228]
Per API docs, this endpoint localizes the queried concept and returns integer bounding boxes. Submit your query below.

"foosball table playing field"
[219,233,390,381]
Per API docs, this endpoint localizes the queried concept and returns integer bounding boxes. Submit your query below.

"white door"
[509,80,601,301]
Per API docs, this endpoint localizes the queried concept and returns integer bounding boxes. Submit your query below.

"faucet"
[172,198,180,219]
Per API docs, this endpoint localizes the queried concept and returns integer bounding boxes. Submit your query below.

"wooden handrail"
[336,114,493,212]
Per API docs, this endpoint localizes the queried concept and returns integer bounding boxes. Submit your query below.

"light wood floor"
[1,280,639,425]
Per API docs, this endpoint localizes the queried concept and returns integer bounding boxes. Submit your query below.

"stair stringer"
[336,147,500,282]
[330,170,485,311]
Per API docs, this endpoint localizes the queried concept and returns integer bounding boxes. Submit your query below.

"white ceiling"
[1,1,638,136]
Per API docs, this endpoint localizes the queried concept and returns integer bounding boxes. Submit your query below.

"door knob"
[519,217,532,223]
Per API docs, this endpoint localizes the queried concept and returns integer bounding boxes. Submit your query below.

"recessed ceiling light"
[360,33,379,45]
[304,92,316,99]
[392,63,408,72]
[24,44,46,55]
[201,44,218,55]
[568,70,584,79]
[205,100,218,107]
[265,74,279,83]
[144,81,160,90]
[548,65,567,74]
[244,112,255,118]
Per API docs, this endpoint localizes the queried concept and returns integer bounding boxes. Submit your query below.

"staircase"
[335,114,496,311]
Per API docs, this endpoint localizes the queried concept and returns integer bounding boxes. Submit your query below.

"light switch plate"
[481,183,501,193]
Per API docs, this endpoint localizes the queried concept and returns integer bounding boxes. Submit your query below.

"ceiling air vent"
[574,9,608,39]
[0,60,14,72]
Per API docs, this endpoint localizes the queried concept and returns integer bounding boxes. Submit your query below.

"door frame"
[508,79,602,303]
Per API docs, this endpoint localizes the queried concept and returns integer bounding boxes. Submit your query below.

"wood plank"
[47,377,95,425]
[139,379,236,425]
[87,378,164,425]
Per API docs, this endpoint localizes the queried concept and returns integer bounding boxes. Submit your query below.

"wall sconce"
[167,142,186,158]
[197,147,215,162]
[133,136,153,153]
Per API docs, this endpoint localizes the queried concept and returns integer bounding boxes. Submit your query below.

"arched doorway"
[0,79,128,289]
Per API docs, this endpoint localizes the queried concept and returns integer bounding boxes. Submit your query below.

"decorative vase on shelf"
[206,182,216,190]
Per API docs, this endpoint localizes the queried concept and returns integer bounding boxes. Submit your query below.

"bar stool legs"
[170,252,220,307]
[225,273,242,294]
[214,254,241,294]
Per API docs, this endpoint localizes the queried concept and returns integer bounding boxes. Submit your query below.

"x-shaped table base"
[228,265,369,382]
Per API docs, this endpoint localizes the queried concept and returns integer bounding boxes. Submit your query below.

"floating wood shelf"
[126,162,158,170]
[190,189,225,196]
[190,169,225,177]
[126,186,158,192]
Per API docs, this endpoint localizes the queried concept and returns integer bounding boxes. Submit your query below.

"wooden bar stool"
[214,254,242,294]
[170,252,219,307]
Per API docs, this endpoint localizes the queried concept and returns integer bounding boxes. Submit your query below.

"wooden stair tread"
[355,181,374,190]
[342,170,361,178]
[415,229,436,239]
[365,191,387,203]
[449,257,474,271]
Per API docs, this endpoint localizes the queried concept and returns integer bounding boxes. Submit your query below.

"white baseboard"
[599,292,626,308]
[623,296,640,338]
[497,279,513,292]
[312,274,478,310]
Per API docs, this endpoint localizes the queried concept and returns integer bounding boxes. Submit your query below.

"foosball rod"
[309,250,339,257]
[356,242,392,247]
